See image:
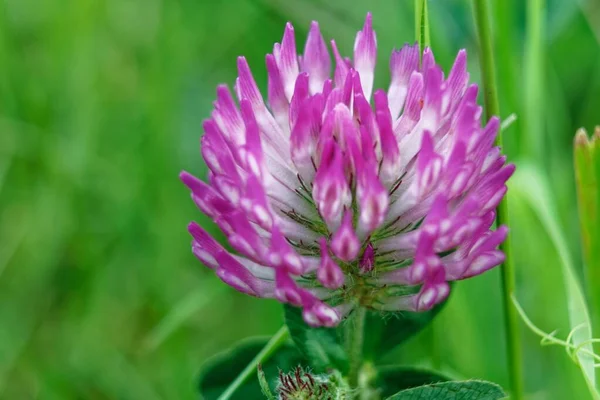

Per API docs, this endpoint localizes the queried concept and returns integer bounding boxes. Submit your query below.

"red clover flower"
[181,13,513,327]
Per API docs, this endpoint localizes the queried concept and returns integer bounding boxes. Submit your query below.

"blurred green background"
[1,0,599,398]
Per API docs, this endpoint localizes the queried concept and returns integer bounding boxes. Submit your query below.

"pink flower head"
[181,13,513,327]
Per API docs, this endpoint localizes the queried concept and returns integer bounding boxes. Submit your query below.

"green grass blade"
[415,0,430,53]
[574,128,600,298]
[511,163,597,396]
[492,0,520,154]
[216,326,290,400]
[523,0,546,163]
[143,285,225,352]
[472,0,500,121]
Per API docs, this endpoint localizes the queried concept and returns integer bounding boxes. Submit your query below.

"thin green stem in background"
[415,0,430,53]
[415,0,441,371]
[472,1,499,121]
[217,326,290,400]
[495,177,524,400]
[524,0,545,163]
[493,0,519,154]
[346,306,366,389]
[471,1,524,399]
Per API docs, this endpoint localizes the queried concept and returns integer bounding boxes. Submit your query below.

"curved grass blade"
[143,285,225,352]
[511,163,597,395]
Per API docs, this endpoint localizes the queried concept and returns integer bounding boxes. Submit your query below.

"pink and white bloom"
[181,13,513,327]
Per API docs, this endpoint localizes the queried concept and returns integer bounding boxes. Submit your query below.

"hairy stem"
[472,1,524,399]
[346,306,367,391]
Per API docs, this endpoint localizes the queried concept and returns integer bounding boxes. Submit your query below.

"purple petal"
[269,227,305,274]
[275,23,300,101]
[290,97,317,183]
[236,57,264,107]
[414,269,450,311]
[312,140,351,227]
[188,222,223,269]
[331,211,360,262]
[394,71,424,139]
[274,269,305,306]
[212,85,245,147]
[416,131,443,196]
[317,238,345,289]
[266,54,289,128]
[357,168,389,234]
[388,43,420,118]
[359,243,375,274]
[331,39,350,88]
[302,21,331,94]
[374,90,401,186]
[289,72,310,129]
[303,302,341,327]
[353,13,377,99]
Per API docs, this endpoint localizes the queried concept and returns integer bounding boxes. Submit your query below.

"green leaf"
[283,305,349,373]
[376,366,449,398]
[198,336,306,400]
[574,128,600,271]
[363,303,446,360]
[386,380,506,400]
[284,302,445,370]
[511,163,599,398]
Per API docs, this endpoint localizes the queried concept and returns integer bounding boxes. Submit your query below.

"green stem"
[496,192,524,400]
[524,0,545,164]
[472,0,499,121]
[493,0,519,154]
[217,326,290,400]
[415,0,440,370]
[346,306,367,390]
[472,1,524,399]
[415,0,431,53]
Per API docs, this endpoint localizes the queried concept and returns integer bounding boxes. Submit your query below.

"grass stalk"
[472,1,524,399]
[524,0,545,163]
[415,0,442,371]
[217,326,290,400]
[415,0,431,53]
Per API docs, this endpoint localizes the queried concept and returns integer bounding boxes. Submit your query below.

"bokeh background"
[1,0,599,398]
